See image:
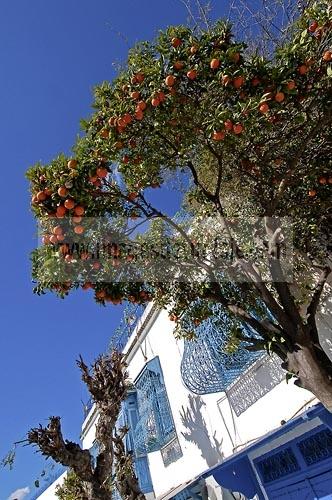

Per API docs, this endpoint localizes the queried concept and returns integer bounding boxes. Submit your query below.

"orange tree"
[27,2,332,407]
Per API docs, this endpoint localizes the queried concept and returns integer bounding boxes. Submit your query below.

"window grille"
[181,304,263,395]
[298,428,332,466]
[257,448,300,483]
[133,357,176,454]
[161,436,183,467]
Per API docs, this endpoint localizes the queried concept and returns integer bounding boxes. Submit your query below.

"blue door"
[269,480,314,499]
[310,470,332,499]
[268,472,332,499]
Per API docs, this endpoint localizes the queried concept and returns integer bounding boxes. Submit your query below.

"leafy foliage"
[26,3,332,405]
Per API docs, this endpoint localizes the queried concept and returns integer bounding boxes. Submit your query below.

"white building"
[37,302,332,499]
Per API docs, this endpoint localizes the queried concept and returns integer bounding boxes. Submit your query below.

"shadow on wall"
[180,394,224,468]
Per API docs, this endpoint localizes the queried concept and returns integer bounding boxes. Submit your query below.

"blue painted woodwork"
[199,405,332,500]
[121,391,154,494]
[298,429,332,466]
[112,391,153,497]
[180,304,263,394]
[257,447,300,483]
[133,357,176,454]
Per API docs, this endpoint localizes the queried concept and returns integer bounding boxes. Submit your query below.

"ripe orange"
[92,262,101,270]
[37,191,47,201]
[42,235,51,245]
[158,91,166,102]
[49,235,58,244]
[82,282,92,290]
[171,37,182,48]
[67,159,78,169]
[108,116,117,127]
[224,119,233,131]
[58,186,68,198]
[65,254,73,263]
[56,205,67,218]
[190,45,198,54]
[74,225,84,234]
[74,206,85,216]
[308,21,318,33]
[100,129,109,138]
[308,189,316,197]
[64,199,75,210]
[128,192,138,201]
[187,69,197,80]
[96,167,108,178]
[323,51,332,62]
[221,74,232,86]
[131,91,140,100]
[328,177,332,184]
[212,131,225,141]
[123,113,132,124]
[233,123,244,134]
[135,109,144,120]
[72,216,82,223]
[210,58,220,70]
[287,80,296,90]
[173,61,184,70]
[233,76,244,89]
[137,101,147,111]
[44,188,52,196]
[151,97,160,107]
[251,77,260,86]
[259,102,269,114]
[319,177,327,185]
[135,72,145,83]
[53,225,63,235]
[96,290,106,299]
[165,75,176,87]
[298,64,308,75]
[275,92,285,103]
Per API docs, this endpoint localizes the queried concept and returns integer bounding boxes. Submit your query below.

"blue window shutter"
[123,390,154,494]
[134,357,176,453]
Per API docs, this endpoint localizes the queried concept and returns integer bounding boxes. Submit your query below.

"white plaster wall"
[36,471,66,499]
[78,305,321,498]
[120,308,317,497]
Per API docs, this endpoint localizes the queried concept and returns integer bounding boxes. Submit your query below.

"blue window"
[298,429,332,466]
[117,391,153,495]
[257,448,300,483]
[133,357,176,454]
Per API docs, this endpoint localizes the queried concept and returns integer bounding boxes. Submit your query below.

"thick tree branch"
[28,417,93,482]
[307,266,331,331]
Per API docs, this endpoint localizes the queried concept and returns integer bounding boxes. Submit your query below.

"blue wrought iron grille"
[298,428,332,466]
[257,448,300,483]
[133,357,176,455]
[181,304,263,394]
[109,303,146,352]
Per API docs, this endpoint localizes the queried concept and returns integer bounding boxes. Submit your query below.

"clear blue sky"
[0,1,226,498]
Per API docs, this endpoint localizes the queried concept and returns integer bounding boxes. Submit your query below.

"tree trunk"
[284,341,332,411]
[85,481,112,500]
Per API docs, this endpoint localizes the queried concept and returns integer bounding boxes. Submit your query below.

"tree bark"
[283,339,332,411]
